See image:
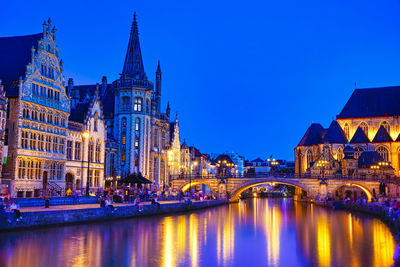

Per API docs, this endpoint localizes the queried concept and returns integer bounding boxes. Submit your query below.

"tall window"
[67,141,73,160]
[354,146,364,159]
[344,123,350,140]
[89,139,94,162]
[381,121,390,134]
[94,170,100,187]
[59,138,65,153]
[122,96,130,112]
[46,135,51,152]
[52,136,58,153]
[306,150,313,168]
[95,139,101,163]
[360,122,368,136]
[121,149,126,163]
[21,131,28,149]
[337,147,344,161]
[377,146,389,162]
[154,129,158,148]
[18,159,26,179]
[134,97,143,112]
[135,118,140,132]
[75,142,81,160]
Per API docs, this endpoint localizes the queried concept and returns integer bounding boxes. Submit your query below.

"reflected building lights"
[317,214,331,267]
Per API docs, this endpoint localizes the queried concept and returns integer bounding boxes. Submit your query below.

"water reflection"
[0,199,395,267]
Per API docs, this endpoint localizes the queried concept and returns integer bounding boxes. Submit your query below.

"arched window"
[354,146,364,159]
[381,121,390,134]
[134,97,143,112]
[344,123,350,140]
[306,150,313,168]
[135,118,140,132]
[93,113,98,132]
[360,122,368,136]
[337,147,344,161]
[377,146,389,162]
[122,96,130,112]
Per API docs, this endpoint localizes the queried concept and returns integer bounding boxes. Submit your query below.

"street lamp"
[316,159,328,184]
[190,161,198,195]
[82,131,90,196]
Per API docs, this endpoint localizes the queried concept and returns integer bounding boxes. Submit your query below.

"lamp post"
[316,159,328,184]
[82,131,90,196]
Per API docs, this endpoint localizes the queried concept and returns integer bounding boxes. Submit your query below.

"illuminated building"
[295,86,400,179]
[0,19,106,197]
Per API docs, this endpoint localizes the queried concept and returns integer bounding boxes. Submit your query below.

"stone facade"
[0,19,106,197]
[295,86,400,180]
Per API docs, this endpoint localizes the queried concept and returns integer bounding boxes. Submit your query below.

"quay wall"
[0,199,228,231]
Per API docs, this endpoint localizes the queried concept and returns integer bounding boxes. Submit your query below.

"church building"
[295,86,400,180]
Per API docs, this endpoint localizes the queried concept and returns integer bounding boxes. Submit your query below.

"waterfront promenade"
[0,198,228,231]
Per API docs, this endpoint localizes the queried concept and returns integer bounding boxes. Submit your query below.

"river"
[0,198,396,267]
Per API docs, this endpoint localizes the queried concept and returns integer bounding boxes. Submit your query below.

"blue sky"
[2,0,400,160]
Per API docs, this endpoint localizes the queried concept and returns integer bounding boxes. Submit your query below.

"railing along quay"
[169,173,399,183]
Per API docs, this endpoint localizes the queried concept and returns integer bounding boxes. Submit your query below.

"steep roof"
[122,13,145,79]
[297,123,324,146]
[181,140,188,149]
[71,84,114,118]
[358,151,392,169]
[0,33,43,90]
[69,102,90,123]
[337,86,400,119]
[372,125,393,143]
[215,154,234,164]
[350,127,370,144]
[323,120,347,143]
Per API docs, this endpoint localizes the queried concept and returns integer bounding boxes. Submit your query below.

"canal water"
[0,198,396,267]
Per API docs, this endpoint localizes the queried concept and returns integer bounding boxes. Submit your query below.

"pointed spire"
[122,12,145,79]
[157,60,161,73]
[166,101,170,115]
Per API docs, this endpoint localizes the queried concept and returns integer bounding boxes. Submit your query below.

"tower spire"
[122,12,145,79]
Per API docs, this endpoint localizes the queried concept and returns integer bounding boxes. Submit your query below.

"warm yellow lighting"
[193,161,198,166]
[82,131,90,139]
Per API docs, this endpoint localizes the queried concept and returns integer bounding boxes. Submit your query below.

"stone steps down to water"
[0,200,228,231]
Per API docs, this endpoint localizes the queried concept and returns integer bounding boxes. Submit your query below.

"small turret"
[42,20,47,34]
[101,76,108,97]
[166,101,170,118]
[155,60,162,112]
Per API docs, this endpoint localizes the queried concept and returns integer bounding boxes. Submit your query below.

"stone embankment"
[0,199,228,231]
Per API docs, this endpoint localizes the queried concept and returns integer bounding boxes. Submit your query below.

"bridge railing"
[169,173,400,183]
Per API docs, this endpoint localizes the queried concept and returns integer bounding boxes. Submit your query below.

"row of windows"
[21,131,65,153]
[89,170,101,187]
[66,139,102,163]
[343,121,391,140]
[22,107,66,126]
[18,160,42,180]
[306,146,390,168]
[41,64,55,79]
[121,96,152,113]
[32,83,60,101]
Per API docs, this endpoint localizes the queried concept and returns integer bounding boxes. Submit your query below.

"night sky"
[2,0,400,160]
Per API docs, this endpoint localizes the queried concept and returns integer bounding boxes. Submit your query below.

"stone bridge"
[170,174,388,202]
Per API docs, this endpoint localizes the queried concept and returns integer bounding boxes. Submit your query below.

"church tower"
[112,13,169,185]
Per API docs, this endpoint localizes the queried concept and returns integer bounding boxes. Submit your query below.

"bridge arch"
[230,180,316,202]
[332,182,373,202]
[180,179,215,193]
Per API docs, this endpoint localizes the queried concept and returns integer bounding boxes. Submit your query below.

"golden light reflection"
[162,217,175,267]
[317,214,331,267]
[189,214,199,267]
[265,204,282,266]
[373,220,395,267]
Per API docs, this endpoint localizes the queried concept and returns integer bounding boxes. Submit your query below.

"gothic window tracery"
[377,146,389,162]
[381,121,390,134]
[337,147,344,161]
[354,146,364,159]
[306,150,313,168]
